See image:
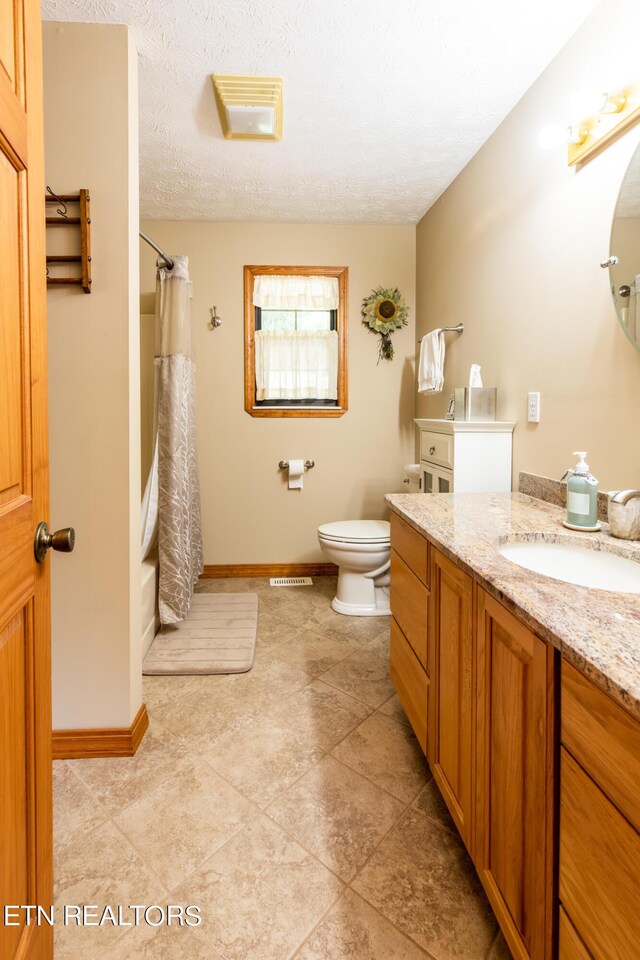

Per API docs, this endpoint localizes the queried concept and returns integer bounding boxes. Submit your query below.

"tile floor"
[53,576,510,960]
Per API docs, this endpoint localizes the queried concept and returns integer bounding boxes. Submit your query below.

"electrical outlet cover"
[527,391,540,423]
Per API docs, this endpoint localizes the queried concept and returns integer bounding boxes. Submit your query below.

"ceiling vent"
[211,75,283,141]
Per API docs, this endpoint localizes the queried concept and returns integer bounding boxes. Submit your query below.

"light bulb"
[598,91,627,114]
[537,124,568,149]
[567,124,590,146]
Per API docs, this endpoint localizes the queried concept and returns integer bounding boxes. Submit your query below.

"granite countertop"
[385,492,640,720]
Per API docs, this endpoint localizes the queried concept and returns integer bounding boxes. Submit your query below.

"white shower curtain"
[141,255,203,623]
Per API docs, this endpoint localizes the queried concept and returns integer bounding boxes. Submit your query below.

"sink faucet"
[611,490,640,505]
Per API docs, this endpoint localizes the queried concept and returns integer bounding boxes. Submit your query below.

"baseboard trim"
[52,704,149,760]
[201,562,338,578]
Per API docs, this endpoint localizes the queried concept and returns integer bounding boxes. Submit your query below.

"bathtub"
[141,554,160,659]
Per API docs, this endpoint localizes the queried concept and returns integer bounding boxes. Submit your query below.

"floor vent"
[269,577,313,587]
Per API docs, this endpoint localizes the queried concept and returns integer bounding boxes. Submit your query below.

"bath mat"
[142,593,258,676]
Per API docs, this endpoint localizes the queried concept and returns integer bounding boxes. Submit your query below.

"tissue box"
[454,387,497,421]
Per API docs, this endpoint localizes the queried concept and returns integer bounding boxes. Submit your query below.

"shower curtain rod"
[139,231,174,270]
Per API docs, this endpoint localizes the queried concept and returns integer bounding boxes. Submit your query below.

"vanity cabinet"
[390,619,428,754]
[390,506,640,960]
[389,513,429,754]
[390,548,428,668]
[390,522,555,960]
[429,548,474,850]
[559,661,640,959]
[475,590,555,960]
[558,910,591,960]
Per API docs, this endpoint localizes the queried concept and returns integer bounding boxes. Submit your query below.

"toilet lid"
[318,519,390,544]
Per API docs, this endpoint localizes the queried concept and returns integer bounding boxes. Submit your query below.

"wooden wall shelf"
[45,188,92,293]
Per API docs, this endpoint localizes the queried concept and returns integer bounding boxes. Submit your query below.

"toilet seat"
[318,519,390,544]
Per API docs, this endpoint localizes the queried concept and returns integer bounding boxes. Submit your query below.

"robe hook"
[46,186,68,219]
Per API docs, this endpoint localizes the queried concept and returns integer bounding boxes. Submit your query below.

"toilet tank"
[403,463,421,493]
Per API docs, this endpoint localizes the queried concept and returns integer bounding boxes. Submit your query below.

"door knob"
[34,522,75,563]
[429,445,436,455]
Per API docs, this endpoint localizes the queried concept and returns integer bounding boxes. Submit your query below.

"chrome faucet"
[611,490,640,505]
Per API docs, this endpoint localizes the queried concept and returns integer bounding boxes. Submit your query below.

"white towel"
[418,329,445,393]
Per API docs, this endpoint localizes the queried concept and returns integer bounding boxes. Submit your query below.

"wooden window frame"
[244,264,348,418]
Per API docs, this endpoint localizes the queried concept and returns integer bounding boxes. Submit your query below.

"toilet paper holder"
[279,460,315,470]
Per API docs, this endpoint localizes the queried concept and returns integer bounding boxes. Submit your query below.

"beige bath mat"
[143,593,258,675]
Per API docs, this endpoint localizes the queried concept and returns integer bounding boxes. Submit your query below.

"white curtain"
[141,255,203,624]
[253,275,339,310]
[140,437,158,560]
[255,330,339,400]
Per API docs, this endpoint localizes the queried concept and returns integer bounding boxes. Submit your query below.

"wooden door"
[428,548,474,849]
[475,590,555,960]
[0,2,53,959]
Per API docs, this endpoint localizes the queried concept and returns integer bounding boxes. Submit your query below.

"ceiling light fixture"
[211,75,283,141]
[567,82,639,166]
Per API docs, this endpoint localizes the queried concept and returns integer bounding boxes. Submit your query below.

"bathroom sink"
[498,538,640,593]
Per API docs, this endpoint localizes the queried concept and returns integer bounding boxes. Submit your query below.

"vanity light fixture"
[567,82,639,166]
[567,124,590,146]
[597,91,627,115]
[211,74,283,141]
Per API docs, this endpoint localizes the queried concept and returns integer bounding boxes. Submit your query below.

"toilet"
[318,520,391,616]
[317,465,421,617]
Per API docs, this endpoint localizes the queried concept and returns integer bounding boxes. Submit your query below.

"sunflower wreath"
[361,287,409,362]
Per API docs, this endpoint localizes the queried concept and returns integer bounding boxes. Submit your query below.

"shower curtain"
[141,255,203,623]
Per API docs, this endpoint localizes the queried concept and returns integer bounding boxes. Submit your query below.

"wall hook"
[46,185,68,219]
[209,306,222,329]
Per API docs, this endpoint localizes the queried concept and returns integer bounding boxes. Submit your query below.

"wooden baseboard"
[201,563,338,578]
[52,704,149,760]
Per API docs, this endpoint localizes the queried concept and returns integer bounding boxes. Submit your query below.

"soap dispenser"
[563,451,600,532]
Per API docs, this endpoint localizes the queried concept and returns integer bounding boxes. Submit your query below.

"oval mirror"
[609,140,640,350]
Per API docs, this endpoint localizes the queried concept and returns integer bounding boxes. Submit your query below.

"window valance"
[252,275,339,311]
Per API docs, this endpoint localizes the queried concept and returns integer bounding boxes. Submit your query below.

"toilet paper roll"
[288,459,305,490]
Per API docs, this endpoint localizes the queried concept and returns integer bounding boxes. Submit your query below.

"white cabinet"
[415,419,515,494]
[422,464,453,494]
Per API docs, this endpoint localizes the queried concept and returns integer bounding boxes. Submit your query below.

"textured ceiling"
[42,0,599,223]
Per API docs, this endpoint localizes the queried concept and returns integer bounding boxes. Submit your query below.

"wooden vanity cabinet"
[390,618,428,753]
[390,548,428,669]
[558,910,591,960]
[391,508,640,960]
[475,590,556,960]
[429,548,474,850]
[389,513,429,754]
[390,520,556,960]
[559,661,640,960]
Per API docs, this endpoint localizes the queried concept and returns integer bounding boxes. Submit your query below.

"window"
[244,266,348,418]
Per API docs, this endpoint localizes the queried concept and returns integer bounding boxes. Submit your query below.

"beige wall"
[416,0,640,491]
[44,22,142,729]
[140,223,416,564]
